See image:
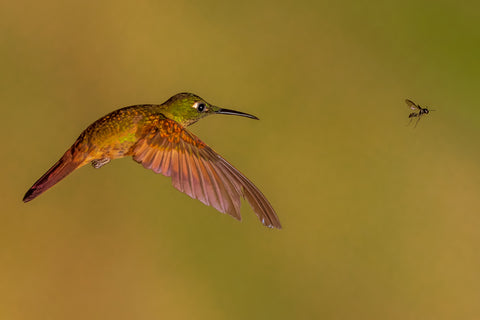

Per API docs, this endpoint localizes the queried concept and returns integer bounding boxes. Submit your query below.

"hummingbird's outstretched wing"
[130,119,281,229]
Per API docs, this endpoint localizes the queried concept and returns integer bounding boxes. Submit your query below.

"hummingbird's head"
[162,92,259,127]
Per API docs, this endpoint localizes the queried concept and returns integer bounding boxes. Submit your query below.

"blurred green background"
[2,0,480,319]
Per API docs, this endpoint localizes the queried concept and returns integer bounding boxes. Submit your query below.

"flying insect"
[405,99,434,127]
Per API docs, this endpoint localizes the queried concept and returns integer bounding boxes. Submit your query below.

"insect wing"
[405,99,420,111]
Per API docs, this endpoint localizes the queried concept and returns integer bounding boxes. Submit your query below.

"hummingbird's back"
[80,105,166,160]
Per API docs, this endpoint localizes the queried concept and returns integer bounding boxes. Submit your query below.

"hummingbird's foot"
[91,158,111,169]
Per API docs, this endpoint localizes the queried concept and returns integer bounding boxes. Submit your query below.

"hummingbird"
[405,99,435,127]
[23,93,281,229]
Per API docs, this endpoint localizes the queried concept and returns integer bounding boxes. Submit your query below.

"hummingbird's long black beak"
[215,107,259,120]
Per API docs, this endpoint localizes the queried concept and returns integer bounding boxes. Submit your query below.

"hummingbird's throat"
[178,118,199,127]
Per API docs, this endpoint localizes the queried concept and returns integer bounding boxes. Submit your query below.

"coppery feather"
[131,119,281,228]
[23,148,82,202]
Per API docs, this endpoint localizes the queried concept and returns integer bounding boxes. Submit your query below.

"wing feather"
[131,119,281,228]
[161,145,172,176]
[200,159,226,214]
[151,149,164,173]
[181,148,195,198]
[187,149,207,205]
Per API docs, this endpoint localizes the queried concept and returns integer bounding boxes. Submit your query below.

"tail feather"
[23,150,80,202]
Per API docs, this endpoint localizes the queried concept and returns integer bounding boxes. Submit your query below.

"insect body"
[405,99,434,127]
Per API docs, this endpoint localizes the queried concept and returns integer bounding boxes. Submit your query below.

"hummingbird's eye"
[196,103,206,112]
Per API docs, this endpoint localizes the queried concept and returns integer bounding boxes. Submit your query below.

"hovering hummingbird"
[405,99,435,127]
[23,93,281,229]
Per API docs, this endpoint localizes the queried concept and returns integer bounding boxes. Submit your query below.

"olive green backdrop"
[1,1,480,319]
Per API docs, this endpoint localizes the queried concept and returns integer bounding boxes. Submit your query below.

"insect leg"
[413,116,422,128]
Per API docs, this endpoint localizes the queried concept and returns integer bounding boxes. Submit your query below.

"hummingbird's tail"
[23,149,81,202]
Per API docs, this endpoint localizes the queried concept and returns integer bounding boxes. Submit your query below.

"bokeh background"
[2,0,480,319]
